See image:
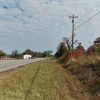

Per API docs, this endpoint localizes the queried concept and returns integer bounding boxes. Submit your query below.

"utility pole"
[69,14,78,50]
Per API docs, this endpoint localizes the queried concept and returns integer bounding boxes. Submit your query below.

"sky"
[0,0,100,54]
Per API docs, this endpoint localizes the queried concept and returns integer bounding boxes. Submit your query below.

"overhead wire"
[76,0,100,24]
[75,11,100,30]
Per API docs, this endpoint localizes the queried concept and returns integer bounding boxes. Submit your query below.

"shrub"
[55,42,68,58]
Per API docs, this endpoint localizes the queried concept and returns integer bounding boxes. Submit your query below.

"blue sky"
[0,0,99,53]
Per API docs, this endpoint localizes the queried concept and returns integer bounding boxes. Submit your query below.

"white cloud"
[0,0,99,53]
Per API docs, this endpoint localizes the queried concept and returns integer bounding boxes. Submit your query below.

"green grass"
[0,59,90,100]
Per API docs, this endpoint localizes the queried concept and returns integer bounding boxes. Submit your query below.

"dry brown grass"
[65,55,100,100]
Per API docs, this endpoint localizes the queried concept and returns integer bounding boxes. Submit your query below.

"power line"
[76,0,100,24]
[75,11,100,30]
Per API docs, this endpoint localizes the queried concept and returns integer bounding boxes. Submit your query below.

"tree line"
[55,37,100,58]
[0,49,53,59]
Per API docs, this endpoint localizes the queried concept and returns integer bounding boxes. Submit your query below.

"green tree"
[55,42,68,58]
[22,49,44,58]
[0,50,6,57]
[43,50,53,57]
[23,49,32,55]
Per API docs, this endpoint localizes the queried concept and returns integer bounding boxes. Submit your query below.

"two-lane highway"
[0,58,46,72]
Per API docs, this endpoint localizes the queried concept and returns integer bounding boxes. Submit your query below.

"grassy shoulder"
[0,59,90,100]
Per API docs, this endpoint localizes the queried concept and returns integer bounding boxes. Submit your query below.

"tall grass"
[65,55,100,100]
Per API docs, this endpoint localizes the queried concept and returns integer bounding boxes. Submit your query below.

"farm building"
[23,54,32,59]
[94,37,100,44]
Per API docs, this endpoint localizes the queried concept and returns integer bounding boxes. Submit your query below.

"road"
[0,58,46,72]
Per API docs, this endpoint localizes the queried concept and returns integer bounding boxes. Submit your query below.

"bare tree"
[63,37,72,51]
[63,37,79,50]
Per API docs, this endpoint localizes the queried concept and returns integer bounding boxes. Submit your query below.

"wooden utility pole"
[69,14,78,50]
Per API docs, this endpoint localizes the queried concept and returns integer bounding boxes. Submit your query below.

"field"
[0,59,90,100]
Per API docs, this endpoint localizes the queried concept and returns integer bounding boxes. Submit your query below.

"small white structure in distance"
[23,54,32,59]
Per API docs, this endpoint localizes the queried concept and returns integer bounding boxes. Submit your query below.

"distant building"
[23,54,32,59]
[94,37,100,44]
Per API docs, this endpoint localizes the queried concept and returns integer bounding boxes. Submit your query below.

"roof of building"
[95,37,100,41]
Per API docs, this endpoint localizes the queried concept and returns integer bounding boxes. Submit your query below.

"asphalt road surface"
[0,58,46,72]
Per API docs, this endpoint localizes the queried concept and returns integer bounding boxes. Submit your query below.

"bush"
[87,44,100,55]
[55,42,68,58]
